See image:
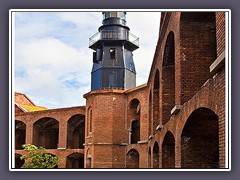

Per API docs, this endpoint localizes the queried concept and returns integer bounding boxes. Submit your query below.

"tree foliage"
[20,144,59,168]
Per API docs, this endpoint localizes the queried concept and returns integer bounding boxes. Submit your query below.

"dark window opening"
[131,120,140,144]
[86,158,92,168]
[110,48,116,59]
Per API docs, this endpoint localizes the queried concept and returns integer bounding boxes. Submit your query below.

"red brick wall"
[15,12,226,169]
[179,12,217,104]
[84,90,128,168]
[15,106,85,168]
[15,93,35,106]
[216,12,225,56]
[15,105,24,114]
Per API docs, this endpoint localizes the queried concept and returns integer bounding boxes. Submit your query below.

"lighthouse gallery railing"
[89,30,139,47]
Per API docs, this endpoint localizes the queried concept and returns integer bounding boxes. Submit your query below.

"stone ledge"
[210,50,225,74]
[137,140,148,144]
[171,105,183,115]
[156,124,164,131]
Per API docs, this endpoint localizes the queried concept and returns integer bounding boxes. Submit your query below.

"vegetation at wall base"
[20,144,59,168]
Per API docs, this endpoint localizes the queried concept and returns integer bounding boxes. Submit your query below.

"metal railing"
[89,30,139,47]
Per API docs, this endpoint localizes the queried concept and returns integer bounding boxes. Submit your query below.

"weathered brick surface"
[15,106,86,168]
[216,12,225,56]
[15,12,226,169]
[15,92,35,106]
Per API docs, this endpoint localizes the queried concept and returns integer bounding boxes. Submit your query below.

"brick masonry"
[15,12,227,169]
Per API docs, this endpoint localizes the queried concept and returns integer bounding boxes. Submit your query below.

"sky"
[13,11,161,109]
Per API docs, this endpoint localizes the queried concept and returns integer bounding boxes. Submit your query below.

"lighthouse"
[89,12,139,90]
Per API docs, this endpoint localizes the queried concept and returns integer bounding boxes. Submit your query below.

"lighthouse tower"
[89,12,139,90]
[84,12,140,168]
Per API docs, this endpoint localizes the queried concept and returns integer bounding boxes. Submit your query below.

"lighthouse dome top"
[102,12,126,20]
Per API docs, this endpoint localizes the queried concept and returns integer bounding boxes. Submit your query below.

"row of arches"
[15,114,85,150]
[127,107,219,168]
[149,12,217,135]
[15,153,84,169]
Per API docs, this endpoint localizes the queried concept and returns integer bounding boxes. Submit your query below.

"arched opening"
[180,12,217,104]
[131,120,140,144]
[162,131,175,168]
[33,117,59,149]
[15,120,26,150]
[126,149,139,168]
[67,114,85,149]
[66,153,84,169]
[148,147,151,168]
[85,148,92,168]
[153,70,160,134]
[181,108,219,168]
[15,153,24,168]
[162,31,175,125]
[153,142,159,168]
[149,90,152,136]
[128,98,140,144]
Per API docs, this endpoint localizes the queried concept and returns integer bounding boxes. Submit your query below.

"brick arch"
[177,99,213,135]
[67,114,85,149]
[45,150,58,156]
[153,69,160,134]
[33,117,59,149]
[127,98,141,144]
[15,120,26,150]
[66,152,84,169]
[126,148,140,168]
[180,107,219,168]
[162,131,175,168]
[161,31,175,126]
[152,141,159,168]
[148,146,151,168]
[179,12,217,104]
[86,147,92,157]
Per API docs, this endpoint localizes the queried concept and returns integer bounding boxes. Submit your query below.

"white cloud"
[15,38,91,108]
[14,11,160,109]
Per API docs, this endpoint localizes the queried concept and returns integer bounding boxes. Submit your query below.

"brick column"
[175,134,181,168]
[58,154,67,168]
[25,123,33,145]
[139,144,148,168]
[58,122,67,149]
[159,143,162,168]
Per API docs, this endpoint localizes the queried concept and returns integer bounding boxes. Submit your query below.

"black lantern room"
[89,12,139,90]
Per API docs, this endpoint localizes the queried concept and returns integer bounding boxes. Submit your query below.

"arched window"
[181,108,219,168]
[153,70,160,134]
[162,131,175,168]
[162,31,175,125]
[67,114,85,149]
[126,149,139,168]
[15,120,26,149]
[153,142,159,168]
[66,153,84,168]
[128,99,141,144]
[33,117,59,149]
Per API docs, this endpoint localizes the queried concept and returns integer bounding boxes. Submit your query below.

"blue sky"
[13,11,161,109]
